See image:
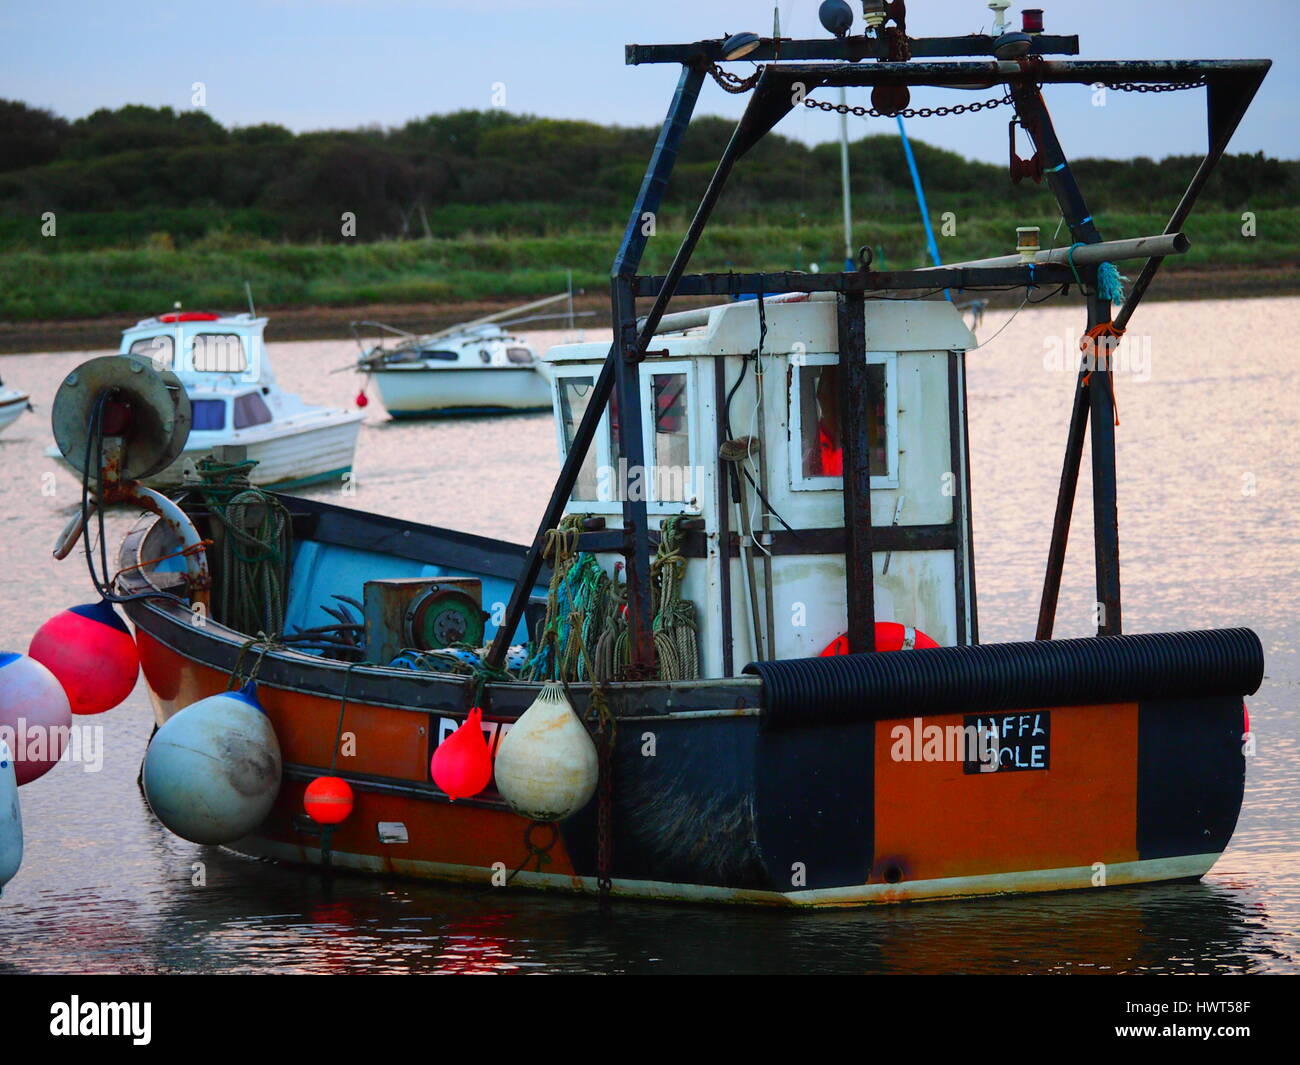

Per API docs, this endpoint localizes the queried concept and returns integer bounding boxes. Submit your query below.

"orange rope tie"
[113,538,214,582]
[1079,322,1126,427]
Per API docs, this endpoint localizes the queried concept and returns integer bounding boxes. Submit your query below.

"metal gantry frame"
[485,31,1269,673]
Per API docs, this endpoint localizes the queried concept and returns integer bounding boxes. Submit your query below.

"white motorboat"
[355,292,588,418]
[0,377,31,436]
[47,310,363,489]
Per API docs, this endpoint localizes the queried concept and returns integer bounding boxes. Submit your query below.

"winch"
[362,578,487,664]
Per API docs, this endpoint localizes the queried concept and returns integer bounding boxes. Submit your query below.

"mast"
[838,87,854,270]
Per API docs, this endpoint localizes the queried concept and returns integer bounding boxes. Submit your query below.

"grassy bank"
[1,208,1295,325]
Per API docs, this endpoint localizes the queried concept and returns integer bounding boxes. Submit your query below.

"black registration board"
[963,711,1051,774]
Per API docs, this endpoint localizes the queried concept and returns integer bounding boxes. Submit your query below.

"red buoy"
[430,707,493,801]
[820,622,939,656]
[304,776,354,825]
[28,600,140,715]
[355,390,369,408]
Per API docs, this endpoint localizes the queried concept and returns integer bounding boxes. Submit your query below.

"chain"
[1104,78,1206,93]
[804,91,1013,119]
[708,62,763,94]
[586,682,616,902]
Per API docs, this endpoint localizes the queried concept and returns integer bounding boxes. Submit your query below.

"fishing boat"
[0,377,31,436]
[44,8,1269,907]
[46,310,364,490]
[353,292,586,418]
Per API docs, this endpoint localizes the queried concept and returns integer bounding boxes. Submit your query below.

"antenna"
[244,280,257,318]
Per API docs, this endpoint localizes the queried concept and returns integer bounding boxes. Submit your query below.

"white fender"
[493,682,599,822]
[0,740,23,895]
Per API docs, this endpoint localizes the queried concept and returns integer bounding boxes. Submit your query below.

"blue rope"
[1097,261,1126,304]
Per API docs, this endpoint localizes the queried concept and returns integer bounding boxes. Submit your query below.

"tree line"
[1,99,1294,248]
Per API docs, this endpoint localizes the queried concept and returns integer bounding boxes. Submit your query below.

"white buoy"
[0,739,22,895]
[493,682,599,822]
[142,684,282,845]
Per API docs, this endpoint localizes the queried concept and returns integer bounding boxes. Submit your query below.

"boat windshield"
[191,398,226,431]
[191,333,248,373]
[128,335,174,369]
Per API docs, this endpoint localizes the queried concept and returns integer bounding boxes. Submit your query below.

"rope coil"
[195,457,291,637]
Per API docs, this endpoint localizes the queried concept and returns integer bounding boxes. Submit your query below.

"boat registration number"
[962,711,1051,774]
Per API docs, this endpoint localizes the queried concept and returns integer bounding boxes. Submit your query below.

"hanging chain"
[803,91,1013,119]
[585,682,617,902]
[1103,78,1206,93]
[799,78,1203,116]
[708,62,763,94]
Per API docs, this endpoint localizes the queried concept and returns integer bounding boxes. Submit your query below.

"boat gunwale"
[117,506,763,718]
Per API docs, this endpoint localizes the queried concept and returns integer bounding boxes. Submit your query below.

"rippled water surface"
[0,298,1296,974]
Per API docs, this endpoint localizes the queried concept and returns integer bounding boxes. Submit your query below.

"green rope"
[195,457,291,637]
[522,514,701,683]
[1066,242,1085,288]
[650,516,699,681]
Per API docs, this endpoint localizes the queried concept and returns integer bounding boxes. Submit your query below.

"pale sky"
[1,0,1295,163]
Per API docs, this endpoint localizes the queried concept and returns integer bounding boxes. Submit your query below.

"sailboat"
[353,292,588,418]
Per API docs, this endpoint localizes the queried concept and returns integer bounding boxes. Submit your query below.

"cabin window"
[790,353,897,490]
[233,392,273,429]
[128,335,174,368]
[556,375,600,500]
[649,372,692,503]
[191,333,248,373]
[608,390,622,467]
[506,347,534,365]
[419,349,458,361]
[190,398,227,431]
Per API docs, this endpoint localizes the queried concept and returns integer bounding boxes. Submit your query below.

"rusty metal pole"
[837,292,877,654]
[1087,291,1123,635]
[611,275,656,670]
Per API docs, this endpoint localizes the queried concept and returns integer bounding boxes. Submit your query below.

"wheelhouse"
[546,293,977,673]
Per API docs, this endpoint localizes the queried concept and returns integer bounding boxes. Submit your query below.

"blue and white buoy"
[142,683,282,845]
[0,739,22,895]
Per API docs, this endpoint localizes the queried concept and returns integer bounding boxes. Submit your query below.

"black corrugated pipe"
[744,628,1263,729]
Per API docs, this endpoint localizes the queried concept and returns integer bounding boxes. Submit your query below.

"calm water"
[0,298,1296,974]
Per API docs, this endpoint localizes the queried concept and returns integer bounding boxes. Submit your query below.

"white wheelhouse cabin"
[544,293,978,675]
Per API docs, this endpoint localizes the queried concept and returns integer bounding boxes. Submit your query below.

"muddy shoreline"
[1,264,1294,355]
